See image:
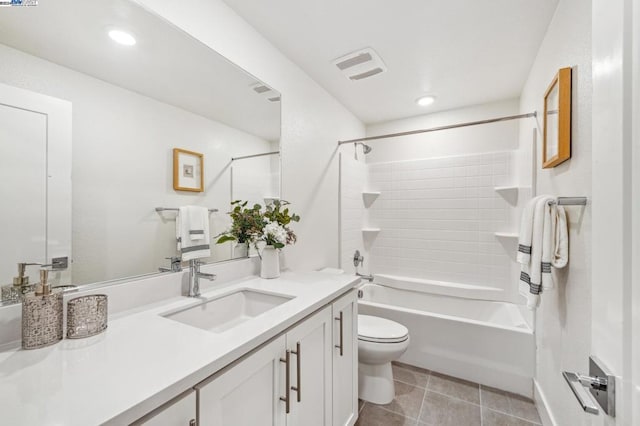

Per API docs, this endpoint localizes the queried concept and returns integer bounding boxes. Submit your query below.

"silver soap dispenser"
[22,268,63,350]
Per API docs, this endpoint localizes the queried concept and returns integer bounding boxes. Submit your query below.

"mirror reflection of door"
[0,83,73,298]
[0,103,47,284]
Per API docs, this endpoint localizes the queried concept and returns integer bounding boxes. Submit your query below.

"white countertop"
[0,271,358,425]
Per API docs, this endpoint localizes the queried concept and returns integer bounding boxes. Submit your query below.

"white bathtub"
[358,281,535,397]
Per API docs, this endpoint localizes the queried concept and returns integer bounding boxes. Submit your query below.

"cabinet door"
[196,335,287,426]
[286,306,333,426]
[332,290,358,426]
[131,390,196,425]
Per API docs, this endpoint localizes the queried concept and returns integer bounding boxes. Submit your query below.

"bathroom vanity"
[0,272,358,425]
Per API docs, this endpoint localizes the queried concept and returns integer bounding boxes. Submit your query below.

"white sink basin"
[163,289,293,333]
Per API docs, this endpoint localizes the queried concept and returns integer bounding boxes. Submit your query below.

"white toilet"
[357,314,410,404]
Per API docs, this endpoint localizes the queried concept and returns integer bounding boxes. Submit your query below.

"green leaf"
[216,235,237,244]
[273,242,285,249]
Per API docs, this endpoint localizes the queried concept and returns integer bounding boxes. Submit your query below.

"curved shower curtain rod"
[337,111,537,145]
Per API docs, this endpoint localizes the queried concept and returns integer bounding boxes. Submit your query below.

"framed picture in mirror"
[543,67,572,168]
[173,148,204,192]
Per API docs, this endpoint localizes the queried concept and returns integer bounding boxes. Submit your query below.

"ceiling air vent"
[250,82,280,102]
[333,47,387,81]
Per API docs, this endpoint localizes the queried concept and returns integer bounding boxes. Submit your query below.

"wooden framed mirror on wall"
[542,67,572,168]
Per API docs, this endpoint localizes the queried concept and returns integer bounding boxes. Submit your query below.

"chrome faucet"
[356,272,374,282]
[188,259,216,297]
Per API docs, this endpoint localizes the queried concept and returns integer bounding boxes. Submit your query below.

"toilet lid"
[358,315,409,343]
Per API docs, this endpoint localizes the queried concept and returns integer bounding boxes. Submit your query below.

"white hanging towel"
[176,206,210,261]
[552,206,569,269]
[518,197,570,310]
[541,201,555,290]
[542,204,570,290]
[518,195,554,310]
[517,196,541,265]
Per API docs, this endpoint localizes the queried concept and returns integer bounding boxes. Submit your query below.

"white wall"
[231,155,280,208]
[136,0,365,272]
[0,43,273,285]
[516,0,593,424]
[365,99,520,163]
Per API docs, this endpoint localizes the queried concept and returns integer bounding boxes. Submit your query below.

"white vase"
[233,243,249,259]
[260,245,280,279]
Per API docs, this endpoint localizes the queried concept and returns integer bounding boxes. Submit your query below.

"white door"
[332,290,358,426]
[196,335,287,426]
[592,0,639,424]
[0,83,72,286]
[132,390,196,425]
[631,0,640,421]
[286,306,333,426]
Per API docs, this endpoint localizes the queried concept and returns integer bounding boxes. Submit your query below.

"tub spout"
[356,272,374,282]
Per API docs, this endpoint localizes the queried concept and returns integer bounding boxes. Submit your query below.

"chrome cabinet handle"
[291,342,301,402]
[189,419,196,426]
[335,311,344,356]
[280,350,291,413]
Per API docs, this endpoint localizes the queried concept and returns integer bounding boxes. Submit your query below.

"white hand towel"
[188,207,207,241]
[552,206,569,269]
[519,195,555,310]
[177,206,210,261]
[517,197,541,264]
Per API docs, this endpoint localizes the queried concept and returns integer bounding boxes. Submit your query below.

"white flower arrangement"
[262,220,288,246]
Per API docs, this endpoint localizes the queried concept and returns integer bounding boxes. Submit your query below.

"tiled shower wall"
[363,151,516,299]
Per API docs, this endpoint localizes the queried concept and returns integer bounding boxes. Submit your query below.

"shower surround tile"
[365,151,515,298]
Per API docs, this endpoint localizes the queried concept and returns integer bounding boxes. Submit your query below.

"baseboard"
[533,379,557,426]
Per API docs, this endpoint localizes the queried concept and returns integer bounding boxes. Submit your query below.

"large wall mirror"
[0,0,281,306]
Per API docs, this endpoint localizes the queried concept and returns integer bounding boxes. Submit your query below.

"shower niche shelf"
[494,186,530,205]
[362,228,381,235]
[362,191,381,208]
[494,232,518,239]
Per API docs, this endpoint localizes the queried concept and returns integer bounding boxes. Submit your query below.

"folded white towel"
[177,206,210,261]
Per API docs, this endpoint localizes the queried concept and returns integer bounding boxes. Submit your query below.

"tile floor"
[355,362,542,426]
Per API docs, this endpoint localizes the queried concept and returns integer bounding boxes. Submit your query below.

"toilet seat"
[358,315,409,344]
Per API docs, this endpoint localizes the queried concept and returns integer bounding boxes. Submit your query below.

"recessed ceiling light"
[108,29,136,46]
[416,96,436,107]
